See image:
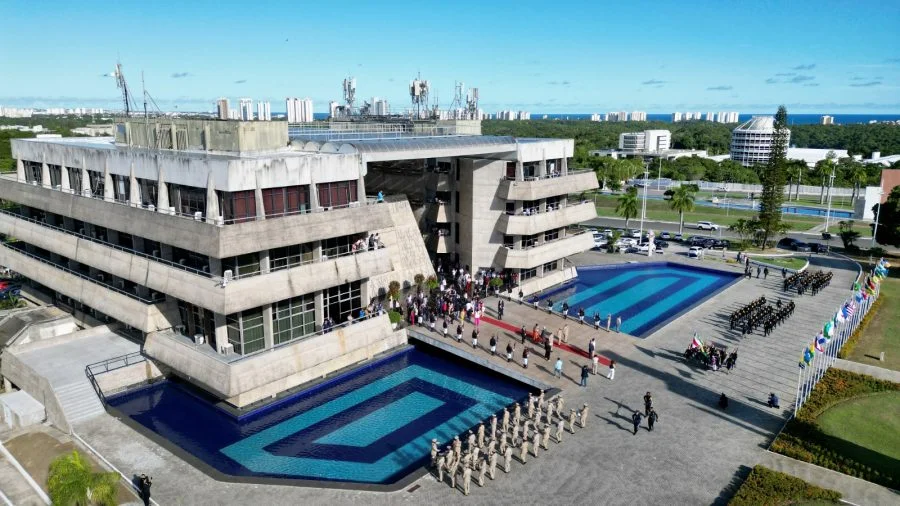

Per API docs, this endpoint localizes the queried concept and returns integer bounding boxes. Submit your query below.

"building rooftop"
[734,116,776,132]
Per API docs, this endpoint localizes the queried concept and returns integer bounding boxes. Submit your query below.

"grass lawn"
[728,465,841,506]
[593,195,822,231]
[816,392,900,462]
[756,256,807,270]
[845,277,900,372]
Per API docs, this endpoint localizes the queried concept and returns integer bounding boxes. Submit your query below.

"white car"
[697,221,719,231]
[629,229,641,238]
[616,237,637,248]
[637,243,657,253]
[592,233,607,249]
[688,246,704,258]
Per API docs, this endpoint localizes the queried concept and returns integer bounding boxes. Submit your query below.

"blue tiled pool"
[534,262,741,337]
[106,344,533,486]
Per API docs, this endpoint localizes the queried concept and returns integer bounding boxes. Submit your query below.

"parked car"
[697,221,720,231]
[616,237,637,248]
[602,229,613,236]
[660,231,672,240]
[809,242,829,253]
[710,239,730,250]
[688,246,704,258]
[689,235,711,246]
[778,238,799,250]
[592,233,607,249]
[654,239,670,248]
[637,243,657,253]
[792,241,812,252]
[629,229,641,238]
[674,233,684,242]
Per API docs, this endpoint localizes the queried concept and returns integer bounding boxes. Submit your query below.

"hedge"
[836,295,882,359]
[770,369,900,488]
[388,310,403,325]
[729,465,841,506]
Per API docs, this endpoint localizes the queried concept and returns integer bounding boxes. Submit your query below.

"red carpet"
[480,315,611,366]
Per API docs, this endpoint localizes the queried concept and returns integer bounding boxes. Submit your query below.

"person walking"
[522,347,529,369]
[631,410,643,435]
[763,267,769,279]
[588,337,596,357]
[756,266,761,278]
[606,314,612,332]
[615,316,622,333]
[781,267,787,279]
[472,328,479,349]
[580,364,589,387]
[647,409,658,431]
[506,342,514,363]
[519,325,527,344]
[643,392,653,416]
[489,334,497,356]
[456,323,464,343]
[562,324,570,344]
[607,360,616,380]
[497,299,505,320]
[554,357,563,378]
[544,338,552,361]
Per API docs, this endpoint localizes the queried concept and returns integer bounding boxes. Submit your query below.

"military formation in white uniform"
[431,390,591,495]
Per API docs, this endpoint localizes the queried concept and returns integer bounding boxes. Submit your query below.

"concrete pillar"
[254,172,266,220]
[129,163,140,206]
[539,198,547,213]
[540,149,547,178]
[309,182,320,210]
[41,156,51,188]
[15,159,24,182]
[357,173,367,203]
[561,156,568,176]
[213,313,228,353]
[208,257,223,277]
[103,161,114,202]
[262,304,274,350]
[156,160,169,212]
[515,161,524,181]
[160,243,174,262]
[80,157,90,197]
[259,250,270,274]
[205,172,221,224]
[203,124,211,151]
[60,164,71,193]
[313,240,322,261]
[2,377,11,392]
[536,264,544,278]
[314,290,325,328]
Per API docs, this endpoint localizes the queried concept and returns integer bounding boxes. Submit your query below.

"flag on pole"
[691,334,703,350]
[843,302,855,319]
[854,292,864,303]
[815,333,827,353]
[824,320,834,338]
[803,345,814,365]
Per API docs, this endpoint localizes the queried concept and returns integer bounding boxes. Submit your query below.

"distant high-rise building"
[286,97,314,123]
[216,98,230,120]
[672,112,683,122]
[329,101,339,118]
[256,101,271,121]
[228,109,240,120]
[590,113,601,122]
[619,130,671,152]
[606,111,628,122]
[630,111,647,121]
[716,111,739,123]
[239,98,253,121]
[821,115,834,125]
[704,112,715,121]
[371,97,389,116]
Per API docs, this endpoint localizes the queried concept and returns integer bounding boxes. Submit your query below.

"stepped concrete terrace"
[68,249,877,504]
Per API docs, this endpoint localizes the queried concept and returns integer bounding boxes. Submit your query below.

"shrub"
[729,465,841,506]
[48,450,119,506]
[837,296,881,359]
[388,280,401,299]
[868,246,887,257]
[413,273,425,288]
[387,310,403,325]
[425,275,439,291]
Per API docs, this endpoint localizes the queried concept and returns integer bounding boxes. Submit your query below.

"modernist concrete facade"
[730,116,792,167]
[2,118,596,407]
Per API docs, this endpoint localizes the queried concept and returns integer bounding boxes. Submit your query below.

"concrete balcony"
[495,232,594,269]
[498,171,598,201]
[425,202,452,224]
[0,243,178,333]
[144,313,404,407]
[0,175,395,258]
[0,210,392,314]
[496,202,596,236]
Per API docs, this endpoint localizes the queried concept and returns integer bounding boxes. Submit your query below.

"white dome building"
[730,116,791,167]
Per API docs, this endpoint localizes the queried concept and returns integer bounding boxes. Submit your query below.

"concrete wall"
[497,202,596,236]
[368,200,436,297]
[519,266,577,295]
[498,171,598,201]
[0,349,69,433]
[516,138,573,162]
[458,159,507,270]
[144,314,404,407]
[93,360,165,396]
[496,232,594,270]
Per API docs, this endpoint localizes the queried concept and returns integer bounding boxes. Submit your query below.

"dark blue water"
[535,263,740,337]
[641,194,854,218]
[107,344,533,485]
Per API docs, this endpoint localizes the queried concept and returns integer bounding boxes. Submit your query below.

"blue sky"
[1,0,898,113]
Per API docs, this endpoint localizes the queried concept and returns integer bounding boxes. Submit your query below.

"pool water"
[106,344,533,486]
[535,262,740,337]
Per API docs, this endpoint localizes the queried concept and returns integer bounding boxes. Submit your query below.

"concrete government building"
[1,118,596,407]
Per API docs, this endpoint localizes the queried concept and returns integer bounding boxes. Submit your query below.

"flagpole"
[793,367,803,417]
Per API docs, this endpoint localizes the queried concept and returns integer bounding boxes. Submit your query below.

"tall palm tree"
[616,187,639,227]
[845,160,867,202]
[669,185,696,233]
[48,451,119,506]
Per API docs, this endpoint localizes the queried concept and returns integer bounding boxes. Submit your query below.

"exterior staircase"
[53,381,105,425]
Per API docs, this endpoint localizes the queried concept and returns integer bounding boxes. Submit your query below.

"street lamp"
[656,157,662,191]
[824,165,836,233]
[639,169,649,240]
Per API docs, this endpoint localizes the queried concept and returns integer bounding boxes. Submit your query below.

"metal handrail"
[84,352,148,405]
[2,242,165,304]
[506,200,590,217]
[507,229,588,251]
[0,208,214,278]
[229,244,386,281]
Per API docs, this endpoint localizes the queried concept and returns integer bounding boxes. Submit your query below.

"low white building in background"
[72,125,115,137]
[618,129,671,152]
[785,148,849,167]
[821,115,834,125]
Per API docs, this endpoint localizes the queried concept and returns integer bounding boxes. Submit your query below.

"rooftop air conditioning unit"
[193,211,203,221]
[220,343,234,355]
[193,334,205,345]
[223,269,233,281]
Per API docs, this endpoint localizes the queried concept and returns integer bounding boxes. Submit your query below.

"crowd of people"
[684,339,738,371]
[432,392,590,495]
[783,270,833,295]
[728,296,795,336]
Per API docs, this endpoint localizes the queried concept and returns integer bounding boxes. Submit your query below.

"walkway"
[833,358,900,383]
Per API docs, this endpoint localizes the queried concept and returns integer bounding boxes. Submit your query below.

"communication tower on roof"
[342,76,356,111]
[466,87,479,118]
[409,74,430,119]
[450,81,465,112]
[113,61,137,117]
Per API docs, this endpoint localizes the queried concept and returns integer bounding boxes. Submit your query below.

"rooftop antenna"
[113,61,137,117]
[342,76,356,112]
[409,72,430,119]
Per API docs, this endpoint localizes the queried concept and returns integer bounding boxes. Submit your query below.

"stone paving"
[73,248,873,505]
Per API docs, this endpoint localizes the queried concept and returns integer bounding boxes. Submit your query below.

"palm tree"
[784,160,807,202]
[616,187,639,227]
[48,451,119,506]
[669,185,696,233]
[844,160,867,202]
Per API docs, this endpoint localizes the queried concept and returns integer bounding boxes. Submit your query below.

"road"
[583,216,857,249]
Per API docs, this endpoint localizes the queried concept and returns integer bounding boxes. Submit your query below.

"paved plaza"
[73,249,867,505]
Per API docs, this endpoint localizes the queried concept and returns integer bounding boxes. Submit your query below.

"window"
[48,165,62,187]
[112,174,130,202]
[226,307,265,355]
[67,167,83,193]
[262,185,310,217]
[177,300,215,348]
[542,260,558,273]
[138,178,158,207]
[224,252,260,277]
[505,202,515,215]
[322,235,354,258]
[177,186,206,217]
[324,281,361,324]
[317,180,358,208]
[222,190,256,223]
[544,229,560,242]
[522,234,539,248]
[272,294,316,345]
[523,200,539,215]
[520,267,538,281]
[437,161,451,174]
[23,161,41,184]
[506,162,516,179]
[503,235,514,248]
[88,170,104,197]
[270,243,314,271]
